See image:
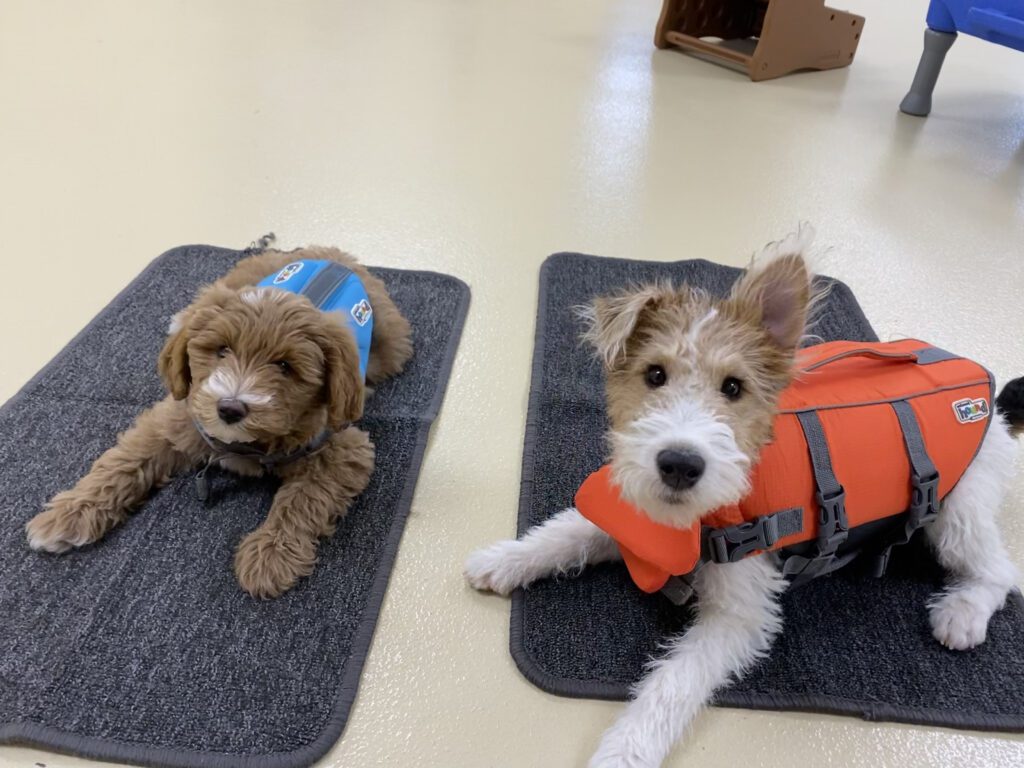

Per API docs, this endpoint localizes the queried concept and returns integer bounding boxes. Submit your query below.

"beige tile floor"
[1,0,1023,766]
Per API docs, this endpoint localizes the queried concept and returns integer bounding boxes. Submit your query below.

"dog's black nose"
[656,449,705,491]
[217,398,248,424]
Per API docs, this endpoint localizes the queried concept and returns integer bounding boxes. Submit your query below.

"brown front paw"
[234,528,317,599]
[25,495,111,553]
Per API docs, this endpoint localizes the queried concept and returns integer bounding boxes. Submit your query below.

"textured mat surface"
[0,245,469,768]
[511,252,1024,731]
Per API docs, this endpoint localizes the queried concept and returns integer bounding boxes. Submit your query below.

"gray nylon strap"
[913,346,959,365]
[781,549,860,579]
[301,262,353,309]
[801,344,959,372]
[796,411,843,498]
[867,400,943,578]
[773,506,805,538]
[660,574,698,606]
[891,400,938,480]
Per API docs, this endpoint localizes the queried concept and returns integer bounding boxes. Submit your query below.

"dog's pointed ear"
[579,284,671,370]
[730,230,814,351]
[159,311,193,400]
[318,319,365,429]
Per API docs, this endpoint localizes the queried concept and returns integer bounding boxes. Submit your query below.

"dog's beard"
[609,398,752,529]
[190,368,273,444]
[196,415,256,445]
[189,397,257,444]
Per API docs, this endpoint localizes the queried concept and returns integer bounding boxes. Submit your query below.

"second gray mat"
[511,252,1024,732]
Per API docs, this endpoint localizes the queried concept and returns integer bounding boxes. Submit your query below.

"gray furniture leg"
[900,28,958,117]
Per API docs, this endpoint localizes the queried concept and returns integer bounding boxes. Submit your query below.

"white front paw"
[463,541,529,596]
[930,592,991,650]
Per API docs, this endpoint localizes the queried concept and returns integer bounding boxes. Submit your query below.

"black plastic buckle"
[909,471,940,528]
[815,485,849,555]
[705,514,780,564]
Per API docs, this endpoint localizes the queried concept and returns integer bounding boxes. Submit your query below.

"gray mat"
[511,252,1024,731]
[0,245,470,768]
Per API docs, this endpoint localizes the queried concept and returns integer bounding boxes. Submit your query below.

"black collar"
[193,419,334,467]
[192,420,336,501]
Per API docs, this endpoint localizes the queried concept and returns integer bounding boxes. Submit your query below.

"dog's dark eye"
[217,346,230,359]
[645,365,667,389]
[274,360,292,375]
[721,377,743,401]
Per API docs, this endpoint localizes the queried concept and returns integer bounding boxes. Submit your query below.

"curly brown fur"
[26,247,412,598]
[233,426,375,598]
[214,247,413,384]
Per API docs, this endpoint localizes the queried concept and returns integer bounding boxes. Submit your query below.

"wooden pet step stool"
[655,0,865,81]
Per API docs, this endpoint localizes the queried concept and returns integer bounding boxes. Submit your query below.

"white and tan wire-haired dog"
[465,228,1022,768]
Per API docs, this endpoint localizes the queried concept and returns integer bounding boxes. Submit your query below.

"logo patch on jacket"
[952,397,989,424]
[273,262,304,284]
[351,299,372,326]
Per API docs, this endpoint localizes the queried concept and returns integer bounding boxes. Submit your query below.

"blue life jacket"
[256,260,373,380]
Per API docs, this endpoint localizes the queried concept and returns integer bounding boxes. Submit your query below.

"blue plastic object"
[901,1,1024,115]
[929,0,1024,50]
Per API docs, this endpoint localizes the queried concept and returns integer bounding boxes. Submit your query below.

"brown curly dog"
[25,246,412,598]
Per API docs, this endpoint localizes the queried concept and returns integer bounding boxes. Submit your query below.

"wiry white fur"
[463,508,619,595]
[462,513,787,768]
[590,557,787,768]
[685,308,717,345]
[576,282,674,369]
[610,398,751,529]
[926,416,1019,649]
[752,222,816,264]
[203,368,273,406]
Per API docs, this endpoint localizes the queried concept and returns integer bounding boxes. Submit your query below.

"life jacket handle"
[800,344,953,373]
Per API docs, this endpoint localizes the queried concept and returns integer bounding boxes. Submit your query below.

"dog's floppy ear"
[158,285,229,400]
[317,318,365,429]
[730,229,814,351]
[159,312,193,400]
[580,284,670,370]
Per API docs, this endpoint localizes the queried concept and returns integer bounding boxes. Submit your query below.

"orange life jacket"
[576,340,994,597]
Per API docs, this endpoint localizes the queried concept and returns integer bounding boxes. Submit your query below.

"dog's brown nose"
[657,449,705,491]
[217,398,248,424]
